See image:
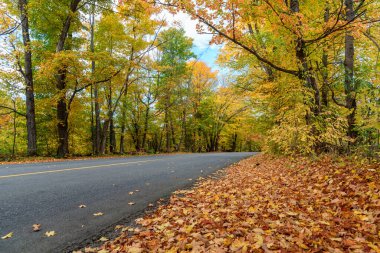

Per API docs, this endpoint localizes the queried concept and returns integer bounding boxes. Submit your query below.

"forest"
[0,0,379,159]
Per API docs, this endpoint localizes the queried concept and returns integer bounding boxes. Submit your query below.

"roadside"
[79,154,380,252]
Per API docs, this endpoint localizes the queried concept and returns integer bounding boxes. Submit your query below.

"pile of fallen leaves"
[91,154,379,252]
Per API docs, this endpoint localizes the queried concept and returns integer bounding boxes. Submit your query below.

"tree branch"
[0,105,26,117]
[154,0,299,77]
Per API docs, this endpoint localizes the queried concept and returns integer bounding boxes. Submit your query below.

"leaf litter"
[80,154,380,252]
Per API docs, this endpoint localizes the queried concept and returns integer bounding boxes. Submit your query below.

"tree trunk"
[12,100,17,158]
[109,117,116,153]
[344,0,357,139]
[290,0,321,115]
[321,7,329,108]
[142,105,150,150]
[18,0,37,156]
[55,0,81,157]
[119,101,127,154]
[231,132,238,152]
[56,68,69,157]
[94,83,101,154]
[164,106,170,153]
[90,2,96,155]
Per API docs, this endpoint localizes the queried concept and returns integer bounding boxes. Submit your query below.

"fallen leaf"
[127,246,143,253]
[90,155,380,252]
[99,236,108,242]
[84,247,97,252]
[1,232,13,240]
[79,204,87,208]
[45,231,56,237]
[32,224,41,232]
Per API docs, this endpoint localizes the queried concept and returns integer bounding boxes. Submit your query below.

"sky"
[162,11,223,74]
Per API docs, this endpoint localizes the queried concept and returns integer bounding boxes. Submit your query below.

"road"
[0,153,253,253]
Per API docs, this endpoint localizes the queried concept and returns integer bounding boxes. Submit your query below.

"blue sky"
[164,11,223,74]
[192,45,222,71]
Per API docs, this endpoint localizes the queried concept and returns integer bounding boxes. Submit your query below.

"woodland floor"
[79,154,380,253]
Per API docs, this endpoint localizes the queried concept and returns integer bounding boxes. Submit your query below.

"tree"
[18,0,37,156]
[156,27,195,152]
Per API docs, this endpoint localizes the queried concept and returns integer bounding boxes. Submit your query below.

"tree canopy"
[0,0,379,158]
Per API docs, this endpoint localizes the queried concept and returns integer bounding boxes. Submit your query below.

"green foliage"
[0,0,378,158]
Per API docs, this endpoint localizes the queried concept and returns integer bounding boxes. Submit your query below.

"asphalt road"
[0,152,253,253]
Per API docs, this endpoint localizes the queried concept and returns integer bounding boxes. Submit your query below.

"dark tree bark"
[94,82,101,154]
[18,0,37,156]
[321,6,330,108]
[11,100,17,158]
[119,100,127,154]
[344,0,357,139]
[142,103,150,150]
[109,117,116,153]
[290,0,321,115]
[55,0,81,157]
[89,2,98,155]
[164,103,171,153]
[100,85,112,155]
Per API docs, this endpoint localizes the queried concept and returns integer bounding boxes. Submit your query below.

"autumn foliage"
[80,155,380,252]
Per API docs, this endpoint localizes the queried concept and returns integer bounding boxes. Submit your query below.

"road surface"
[0,153,253,253]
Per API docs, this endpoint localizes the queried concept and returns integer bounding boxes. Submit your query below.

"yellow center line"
[0,159,162,179]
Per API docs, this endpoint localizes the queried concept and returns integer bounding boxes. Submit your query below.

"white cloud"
[161,11,213,50]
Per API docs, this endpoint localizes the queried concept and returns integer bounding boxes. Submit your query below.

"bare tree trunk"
[18,0,37,156]
[344,0,357,139]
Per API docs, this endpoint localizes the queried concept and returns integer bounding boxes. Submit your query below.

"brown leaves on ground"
[32,224,41,232]
[95,154,379,252]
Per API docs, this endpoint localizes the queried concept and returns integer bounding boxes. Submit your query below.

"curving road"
[0,152,254,253]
